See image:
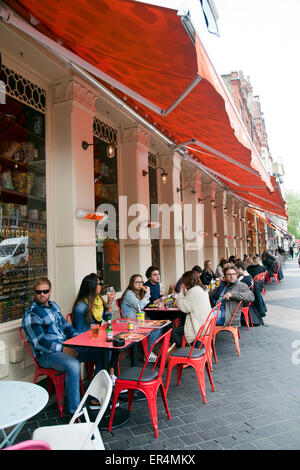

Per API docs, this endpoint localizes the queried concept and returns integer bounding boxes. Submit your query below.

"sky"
[136,0,300,194]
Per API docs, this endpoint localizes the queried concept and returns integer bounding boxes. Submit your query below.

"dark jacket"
[209,281,255,327]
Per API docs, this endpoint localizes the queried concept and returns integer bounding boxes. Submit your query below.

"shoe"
[89,399,119,410]
[110,374,117,386]
[120,389,128,394]
[147,352,157,363]
[89,399,101,410]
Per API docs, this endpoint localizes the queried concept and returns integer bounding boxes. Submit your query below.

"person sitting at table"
[144,265,163,305]
[209,265,254,326]
[120,274,158,363]
[235,260,254,288]
[246,256,267,278]
[22,277,102,417]
[168,270,212,355]
[200,260,217,286]
[175,265,202,293]
[262,250,284,281]
[72,273,119,387]
[215,258,230,279]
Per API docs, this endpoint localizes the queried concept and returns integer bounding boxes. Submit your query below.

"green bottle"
[106,318,113,342]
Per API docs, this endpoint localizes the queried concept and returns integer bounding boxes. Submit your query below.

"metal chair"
[3,440,51,450]
[212,301,243,358]
[165,310,218,404]
[108,329,172,438]
[32,370,112,450]
[19,327,65,418]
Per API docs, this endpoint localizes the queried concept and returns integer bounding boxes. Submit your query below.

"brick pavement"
[8,260,300,450]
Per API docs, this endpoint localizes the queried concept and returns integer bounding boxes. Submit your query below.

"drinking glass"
[91,324,99,339]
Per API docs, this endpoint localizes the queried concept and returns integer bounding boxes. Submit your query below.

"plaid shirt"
[22,300,78,357]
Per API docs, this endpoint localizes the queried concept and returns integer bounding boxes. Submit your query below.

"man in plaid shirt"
[22,277,101,415]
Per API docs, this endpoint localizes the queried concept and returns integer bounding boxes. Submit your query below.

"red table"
[63,319,162,429]
[144,307,184,327]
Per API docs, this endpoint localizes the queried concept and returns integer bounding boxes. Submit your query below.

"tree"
[285,191,300,239]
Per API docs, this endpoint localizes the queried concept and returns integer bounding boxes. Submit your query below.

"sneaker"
[89,399,119,410]
[147,352,157,363]
[89,400,101,410]
[110,374,117,386]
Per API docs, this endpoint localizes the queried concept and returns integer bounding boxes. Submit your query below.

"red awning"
[2,0,287,218]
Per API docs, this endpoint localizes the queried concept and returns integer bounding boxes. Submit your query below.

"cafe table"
[143,306,185,327]
[0,381,49,448]
[63,319,163,430]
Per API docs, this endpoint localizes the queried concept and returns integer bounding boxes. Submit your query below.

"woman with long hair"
[168,270,212,355]
[120,274,162,362]
[72,273,119,389]
[200,260,217,286]
[120,274,151,318]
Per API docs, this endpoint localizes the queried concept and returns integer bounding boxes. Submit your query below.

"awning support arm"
[0,4,201,118]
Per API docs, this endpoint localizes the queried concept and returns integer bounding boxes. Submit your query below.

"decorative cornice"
[53,78,98,111]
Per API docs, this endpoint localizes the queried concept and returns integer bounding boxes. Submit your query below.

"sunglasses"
[35,289,50,295]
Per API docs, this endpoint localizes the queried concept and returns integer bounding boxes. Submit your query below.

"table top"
[63,319,158,351]
[144,307,180,312]
[0,381,49,429]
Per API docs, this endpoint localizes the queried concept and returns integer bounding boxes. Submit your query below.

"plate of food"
[139,319,170,328]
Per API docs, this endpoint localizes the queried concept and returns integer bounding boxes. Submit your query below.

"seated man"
[175,265,202,293]
[144,266,165,361]
[209,266,254,326]
[22,277,102,416]
[144,266,163,305]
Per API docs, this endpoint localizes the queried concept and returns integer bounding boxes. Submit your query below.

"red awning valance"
[1,0,287,218]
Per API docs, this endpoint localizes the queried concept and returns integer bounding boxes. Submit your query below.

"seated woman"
[168,270,212,353]
[215,258,230,279]
[200,260,217,286]
[247,256,267,278]
[120,274,160,363]
[72,273,119,388]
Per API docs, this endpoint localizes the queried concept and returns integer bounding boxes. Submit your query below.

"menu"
[113,331,149,342]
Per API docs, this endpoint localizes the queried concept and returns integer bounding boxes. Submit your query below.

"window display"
[0,94,47,323]
[94,134,120,292]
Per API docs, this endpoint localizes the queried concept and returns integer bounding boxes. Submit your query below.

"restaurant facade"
[0,0,287,382]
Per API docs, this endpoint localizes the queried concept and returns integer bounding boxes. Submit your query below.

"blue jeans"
[216,309,225,326]
[38,348,102,414]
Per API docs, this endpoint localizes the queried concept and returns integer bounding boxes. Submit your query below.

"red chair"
[271,264,280,284]
[3,439,51,450]
[212,300,243,359]
[116,298,149,363]
[241,285,254,331]
[19,327,65,418]
[108,329,172,438]
[253,272,266,295]
[165,312,217,405]
[180,302,221,371]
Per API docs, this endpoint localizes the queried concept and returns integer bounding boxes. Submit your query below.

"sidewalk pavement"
[8,260,300,450]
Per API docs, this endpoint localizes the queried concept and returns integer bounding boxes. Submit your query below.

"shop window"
[93,123,120,292]
[148,159,161,270]
[0,75,47,323]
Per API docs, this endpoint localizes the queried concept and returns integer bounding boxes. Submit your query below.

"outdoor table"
[0,381,49,448]
[143,306,185,326]
[63,319,162,429]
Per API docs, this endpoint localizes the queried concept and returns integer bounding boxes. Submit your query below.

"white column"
[181,165,204,269]
[118,125,152,286]
[202,179,218,268]
[215,190,228,260]
[158,152,184,291]
[51,77,98,315]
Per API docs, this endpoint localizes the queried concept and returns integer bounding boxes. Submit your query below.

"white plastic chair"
[32,369,112,450]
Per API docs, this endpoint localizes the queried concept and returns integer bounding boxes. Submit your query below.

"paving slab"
[3,260,300,450]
